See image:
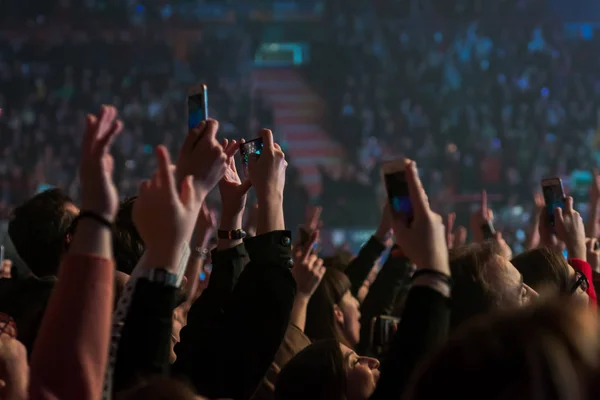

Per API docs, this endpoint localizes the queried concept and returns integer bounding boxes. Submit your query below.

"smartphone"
[481,221,496,239]
[541,177,565,226]
[381,160,413,226]
[187,84,208,130]
[239,138,264,176]
[371,315,400,350]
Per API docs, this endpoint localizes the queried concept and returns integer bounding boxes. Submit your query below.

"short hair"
[113,197,144,275]
[8,189,76,277]
[511,247,570,295]
[449,241,503,329]
[275,339,346,400]
[305,268,353,347]
[405,299,600,400]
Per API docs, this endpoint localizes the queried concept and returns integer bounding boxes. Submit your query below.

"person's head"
[306,268,361,347]
[8,189,78,277]
[512,247,589,303]
[405,299,600,400]
[449,242,538,329]
[113,197,144,275]
[275,339,380,400]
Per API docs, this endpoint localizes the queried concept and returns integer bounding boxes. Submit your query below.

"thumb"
[553,206,563,224]
[180,175,196,208]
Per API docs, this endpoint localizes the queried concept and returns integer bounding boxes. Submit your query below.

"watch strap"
[147,268,179,288]
[217,229,247,240]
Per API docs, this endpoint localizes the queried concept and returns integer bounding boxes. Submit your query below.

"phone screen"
[542,182,564,226]
[384,170,413,225]
[240,138,264,175]
[188,87,208,130]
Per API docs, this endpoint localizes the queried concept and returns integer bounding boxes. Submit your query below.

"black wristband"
[73,211,114,231]
[217,229,247,240]
[411,269,453,287]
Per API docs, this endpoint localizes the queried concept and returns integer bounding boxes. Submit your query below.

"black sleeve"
[172,231,296,400]
[356,254,412,354]
[195,243,248,322]
[113,278,179,392]
[344,236,386,296]
[369,286,450,400]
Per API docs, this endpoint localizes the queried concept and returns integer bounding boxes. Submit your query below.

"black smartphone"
[187,84,208,130]
[239,138,264,176]
[381,160,413,226]
[371,315,400,350]
[481,221,496,239]
[541,177,565,226]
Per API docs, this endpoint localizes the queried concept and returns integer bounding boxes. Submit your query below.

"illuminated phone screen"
[187,89,208,130]
[542,182,564,226]
[384,170,413,225]
[240,139,264,164]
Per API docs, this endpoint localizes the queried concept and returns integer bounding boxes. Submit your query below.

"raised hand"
[219,139,252,225]
[80,105,123,221]
[247,129,287,234]
[292,231,326,300]
[247,129,287,204]
[469,190,494,243]
[133,146,199,270]
[303,205,323,234]
[586,238,600,274]
[176,119,228,203]
[392,160,449,275]
[554,196,586,260]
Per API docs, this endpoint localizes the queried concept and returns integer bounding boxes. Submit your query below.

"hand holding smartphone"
[239,138,264,176]
[541,177,565,226]
[381,160,413,226]
[187,84,209,130]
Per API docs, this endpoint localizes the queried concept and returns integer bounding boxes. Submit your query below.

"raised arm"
[372,160,452,400]
[30,106,123,400]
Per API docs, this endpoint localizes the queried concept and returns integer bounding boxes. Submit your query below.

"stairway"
[252,67,345,197]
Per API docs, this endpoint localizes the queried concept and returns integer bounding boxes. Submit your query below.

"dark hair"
[275,339,347,400]
[8,189,76,277]
[405,299,600,400]
[305,268,353,346]
[511,247,570,295]
[113,197,144,275]
[449,241,502,329]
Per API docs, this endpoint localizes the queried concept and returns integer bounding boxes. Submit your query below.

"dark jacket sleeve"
[344,236,386,296]
[113,278,179,392]
[356,254,412,354]
[370,286,450,400]
[197,243,248,321]
[172,231,296,400]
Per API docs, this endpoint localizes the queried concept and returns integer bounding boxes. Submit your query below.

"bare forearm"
[69,219,113,260]
[257,197,285,235]
[290,296,309,332]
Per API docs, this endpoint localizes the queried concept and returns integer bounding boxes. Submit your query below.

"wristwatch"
[147,268,179,288]
[217,229,247,240]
